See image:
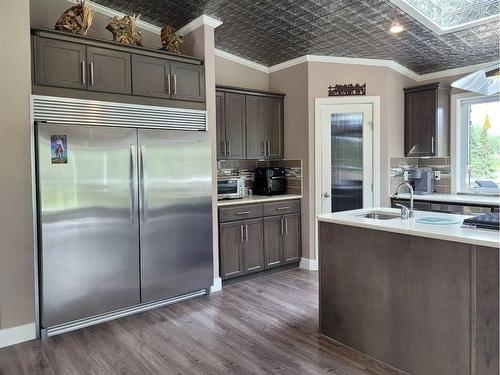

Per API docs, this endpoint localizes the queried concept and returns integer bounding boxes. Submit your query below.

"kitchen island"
[318,208,499,375]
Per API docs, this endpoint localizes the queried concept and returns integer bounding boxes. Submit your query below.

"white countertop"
[393,193,499,206]
[217,194,302,207]
[318,207,499,248]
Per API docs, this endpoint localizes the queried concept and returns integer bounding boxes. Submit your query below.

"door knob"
[323,192,331,198]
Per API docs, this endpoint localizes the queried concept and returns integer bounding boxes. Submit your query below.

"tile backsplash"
[390,156,451,194]
[217,159,302,195]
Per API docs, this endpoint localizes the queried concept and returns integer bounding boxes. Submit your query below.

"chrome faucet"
[394,182,415,219]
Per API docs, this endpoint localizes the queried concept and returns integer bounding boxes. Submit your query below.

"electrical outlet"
[434,171,441,181]
[403,171,409,181]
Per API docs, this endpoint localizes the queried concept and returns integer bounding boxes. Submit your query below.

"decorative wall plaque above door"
[328,84,366,96]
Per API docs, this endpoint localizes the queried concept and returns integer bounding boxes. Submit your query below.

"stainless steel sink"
[356,212,400,220]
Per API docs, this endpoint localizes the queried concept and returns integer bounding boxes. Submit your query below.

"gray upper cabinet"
[87,46,131,95]
[404,83,450,157]
[246,95,267,159]
[216,92,226,159]
[216,86,285,160]
[221,92,246,159]
[132,55,170,98]
[32,30,205,105]
[170,62,205,102]
[34,38,87,90]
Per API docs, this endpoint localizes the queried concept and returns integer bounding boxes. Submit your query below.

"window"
[455,95,500,193]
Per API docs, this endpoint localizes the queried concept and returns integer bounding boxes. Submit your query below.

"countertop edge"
[391,193,500,206]
[217,195,302,207]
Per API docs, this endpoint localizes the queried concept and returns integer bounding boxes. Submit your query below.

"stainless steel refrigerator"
[35,97,212,334]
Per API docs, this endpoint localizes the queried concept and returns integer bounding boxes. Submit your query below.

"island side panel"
[474,246,499,375]
[319,222,471,375]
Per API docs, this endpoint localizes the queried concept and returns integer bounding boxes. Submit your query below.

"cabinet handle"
[89,62,94,86]
[167,73,171,95]
[285,217,288,235]
[281,217,284,235]
[221,140,226,156]
[227,140,231,156]
[173,75,177,95]
[240,224,244,243]
[277,206,290,211]
[81,61,86,84]
[262,141,266,157]
[236,211,251,215]
[431,136,435,154]
[245,224,248,242]
[267,141,271,157]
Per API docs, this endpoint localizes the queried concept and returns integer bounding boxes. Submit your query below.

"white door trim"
[314,96,381,262]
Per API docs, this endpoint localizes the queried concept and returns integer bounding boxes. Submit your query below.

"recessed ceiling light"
[390,22,404,34]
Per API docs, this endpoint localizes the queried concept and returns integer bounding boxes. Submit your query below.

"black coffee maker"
[254,167,286,195]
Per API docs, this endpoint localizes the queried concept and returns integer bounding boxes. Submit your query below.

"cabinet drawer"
[219,204,263,222]
[263,200,300,216]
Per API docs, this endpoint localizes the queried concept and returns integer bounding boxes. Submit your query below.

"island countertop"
[318,207,499,248]
[392,192,499,206]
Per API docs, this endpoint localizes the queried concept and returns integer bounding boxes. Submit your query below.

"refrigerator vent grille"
[32,96,207,131]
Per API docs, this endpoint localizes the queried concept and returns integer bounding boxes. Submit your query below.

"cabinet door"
[170,61,205,102]
[216,91,226,159]
[283,213,301,263]
[246,95,267,159]
[132,55,170,98]
[219,222,244,280]
[87,46,131,94]
[225,93,246,159]
[243,218,264,274]
[34,37,87,90]
[405,89,436,156]
[264,216,283,269]
[266,97,284,159]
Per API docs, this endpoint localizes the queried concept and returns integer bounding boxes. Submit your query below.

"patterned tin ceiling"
[93,0,500,74]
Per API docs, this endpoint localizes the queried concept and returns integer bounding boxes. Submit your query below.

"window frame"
[451,92,499,193]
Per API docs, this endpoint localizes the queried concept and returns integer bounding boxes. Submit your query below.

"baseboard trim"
[0,322,36,348]
[300,257,318,271]
[210,277,222,293]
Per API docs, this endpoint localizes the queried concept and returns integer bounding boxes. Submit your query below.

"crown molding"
[177,15,223,36]
[68,0,162,34]
[214,49,270,73]
[415,60,499,82]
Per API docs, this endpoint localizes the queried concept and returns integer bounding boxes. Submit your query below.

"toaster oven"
[217,176,245,200]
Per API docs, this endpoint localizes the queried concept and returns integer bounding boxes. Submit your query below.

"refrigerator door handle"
[140,145,148,223]
[130,145,138,224]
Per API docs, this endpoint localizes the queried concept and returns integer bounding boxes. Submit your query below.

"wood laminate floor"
[0,269,403,375]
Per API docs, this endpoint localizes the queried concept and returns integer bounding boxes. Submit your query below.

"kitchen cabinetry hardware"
[227,140,231,156]
[431,136,435,154]
[81,61,86,84]
[166,73,171,95]
[240,224,244,243]
[285,217,288,234]
[281,217,284,235]
[173,75,177,95]
[245,224,249,242]
[277,207,290,211]
[221,140,226,156]
[89,62,94,86]
[236,211,252,215]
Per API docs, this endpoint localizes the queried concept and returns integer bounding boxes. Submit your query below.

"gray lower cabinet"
[87,47,131,95]
[219,219,264,279]
[219,199,301,280]
[34,37,87,90]
[170,61,205,102]
[132,55,170,98]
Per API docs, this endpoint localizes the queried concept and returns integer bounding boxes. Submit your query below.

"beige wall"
[270,62,417,260]
[183,26,220,282]
[0,0,35,329]
[215,56,269,91]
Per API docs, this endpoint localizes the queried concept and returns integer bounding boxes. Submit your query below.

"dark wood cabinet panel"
[216,92,225,159]
[219,222,244,280]
[170,61,205,102]
[34,37,86,90]
[87,47,131,95]
[266,97,284,159]
[132,55,170,98]
[224,93,246,159]
[404,83,450,157]
[243,219,264,274]
[264,216,283,269]
[246,95,267,159]
[283,213,301,263]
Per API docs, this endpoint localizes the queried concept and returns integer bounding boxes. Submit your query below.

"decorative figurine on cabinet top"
[160,25,184,54]
[106,15,143,46]
[54,0,94,35]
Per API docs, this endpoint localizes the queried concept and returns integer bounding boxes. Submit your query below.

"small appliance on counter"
[255,167,286,195]
[217,175,246,200]
[462,212,499,230]
[411,168,434,195]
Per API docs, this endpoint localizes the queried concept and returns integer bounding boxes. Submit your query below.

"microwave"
[217,176,245,200]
